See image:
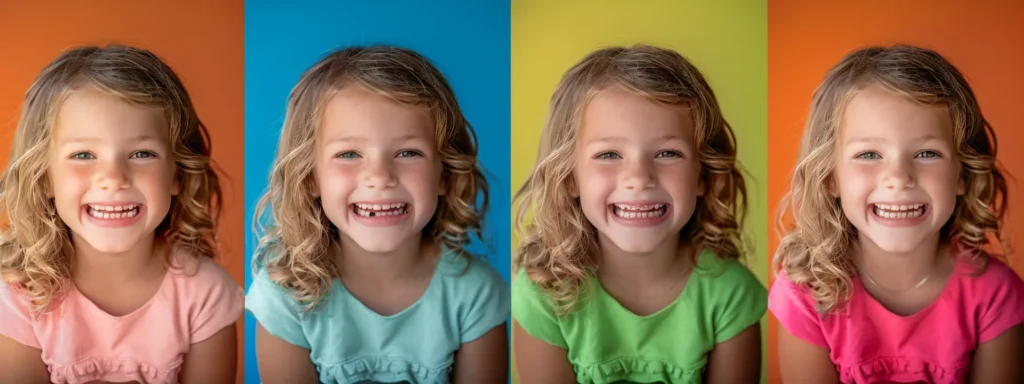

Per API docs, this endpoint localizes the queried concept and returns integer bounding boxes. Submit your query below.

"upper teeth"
[874,204,923,212]
[88,204,139,212]
[354,203,406,211]
[613,203,665,211]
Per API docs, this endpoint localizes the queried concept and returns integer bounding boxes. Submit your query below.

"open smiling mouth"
[610,203,668,219]
[351,203,409,217]
[871,203,926,219]
[86,204,141,219]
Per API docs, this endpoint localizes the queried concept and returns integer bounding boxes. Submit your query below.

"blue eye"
[335,151,360,159]
[595,152,621,160]
[655,151,682,158]
[131,151,157,159]
[71,152,95,160]
[855,151,880,160]
[917,150,940,159]
[397,150,422,158]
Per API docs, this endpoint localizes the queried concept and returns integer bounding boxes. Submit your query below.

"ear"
[697,176,706,197]
[437,176,447,196]
[568,178,579,198]
[827,176,839,198]
[171,175,180,196]
[957,176,966,196]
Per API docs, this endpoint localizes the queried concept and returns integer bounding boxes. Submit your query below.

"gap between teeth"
[354,203,406,211]
[613,203,665,211]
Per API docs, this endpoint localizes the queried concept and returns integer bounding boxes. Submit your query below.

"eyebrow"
[585,135,684,145]
[58,135,163,147]
[324,134,425,144]
[845,133,943,145]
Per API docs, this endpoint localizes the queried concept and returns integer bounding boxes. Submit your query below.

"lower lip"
[870,205,929,227]
[82,206,145,228]
[350,205,410,227]
[608,205,670,227]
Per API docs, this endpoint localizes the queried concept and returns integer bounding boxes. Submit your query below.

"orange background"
[0,1,246,381]
[767,1,1024,382]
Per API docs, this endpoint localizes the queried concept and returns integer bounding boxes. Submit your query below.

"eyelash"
[854,150,941,160]
[69,151,158,160]
[334,150,424,159]
[594,150,682,160]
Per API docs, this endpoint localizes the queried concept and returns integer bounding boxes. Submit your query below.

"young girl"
[0,45,243,383]
[770,45,1024,384]
[512,44,767,384]
[245,46,510,384]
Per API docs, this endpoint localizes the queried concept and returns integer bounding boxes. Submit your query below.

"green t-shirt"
[512,249,766,384]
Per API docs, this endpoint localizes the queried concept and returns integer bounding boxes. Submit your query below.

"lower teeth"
[355,208,406,217]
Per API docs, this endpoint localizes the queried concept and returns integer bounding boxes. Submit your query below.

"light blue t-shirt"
[245,249,510,384]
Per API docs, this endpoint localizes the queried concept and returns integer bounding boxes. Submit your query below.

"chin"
[605,236,665,255]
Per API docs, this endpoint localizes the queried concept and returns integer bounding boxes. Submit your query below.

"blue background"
[243,1,511,382]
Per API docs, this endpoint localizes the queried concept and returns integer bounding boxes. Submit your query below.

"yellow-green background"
[510,1,769,382]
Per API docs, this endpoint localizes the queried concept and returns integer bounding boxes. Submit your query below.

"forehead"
[319,86,434,141]
[840,85,953,143]
[581,86,695,142]
[54,86,168,142]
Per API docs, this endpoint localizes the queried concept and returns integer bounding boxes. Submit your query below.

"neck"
[855,232,946,290]
[337,233,432,282]
[596,233,693,284]
[71,233,163,284]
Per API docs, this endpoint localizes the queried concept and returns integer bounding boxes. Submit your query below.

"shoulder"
[692,250,766,292]
[437,251,508,291]
[168,251,242,298]
[956,255,1024,305]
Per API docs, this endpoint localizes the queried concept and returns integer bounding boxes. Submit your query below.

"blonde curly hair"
[514,44,749,314]
[252,46,489,311]
[773,45,1008,315]
[0,45,223,315]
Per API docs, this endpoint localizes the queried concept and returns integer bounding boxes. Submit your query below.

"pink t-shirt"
[769,256,1024,384]
[0,251,244,384]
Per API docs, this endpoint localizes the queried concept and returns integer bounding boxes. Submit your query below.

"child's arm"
[178,324,238,383]
[0,335,50,384]
[777,326,840,383]
[705,324,761,383]
[769,274,840,384]
[255,323,319,384]
[450,323,508,383]
[969,324,1023,383]
[512,320,576,384]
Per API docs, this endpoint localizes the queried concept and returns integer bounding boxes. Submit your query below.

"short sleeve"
[188,259,245,343]
[709,260,768,344]
[510,269,567,349]
[977,262,1024,343]
[457,258,511,343]
[767,272,829,348]
[244,267,311,349]
[0,283,41,349]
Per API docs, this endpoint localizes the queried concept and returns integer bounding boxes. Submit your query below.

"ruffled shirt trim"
[318,356,454,384]
[841,356,969,384]
[51,356,182,384]
[576,357,704,384]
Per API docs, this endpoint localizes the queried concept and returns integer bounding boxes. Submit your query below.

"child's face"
[48,87,178,254]
[833,85,963,254]
[574,87,703,255]
[315,86,444,253]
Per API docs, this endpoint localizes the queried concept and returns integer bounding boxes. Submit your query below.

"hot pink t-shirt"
[0,251,244,384]
[769,256,1024,384]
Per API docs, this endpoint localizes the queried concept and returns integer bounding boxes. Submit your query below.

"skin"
[256,86,507,382]
[514,87,760,383]
[0,87,236,383]
[780,85,1020,383]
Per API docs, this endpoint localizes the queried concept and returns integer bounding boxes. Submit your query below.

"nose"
[96,159,131,191]
[622,158,657,190]
[361,157,398,189]
[882,158,916,190]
